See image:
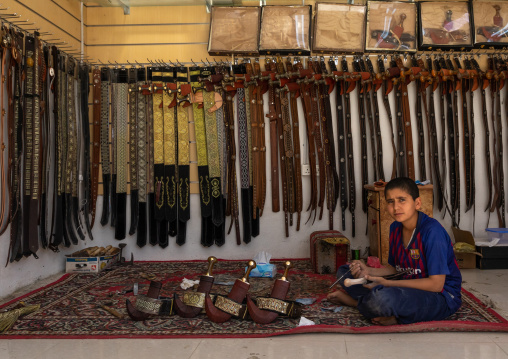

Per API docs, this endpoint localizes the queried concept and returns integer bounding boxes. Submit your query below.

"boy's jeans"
[335,265,460,324]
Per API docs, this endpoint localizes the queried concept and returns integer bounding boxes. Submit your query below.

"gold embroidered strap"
[56,63,65,195]
[152,76,164,166]
[137,81,147,202]
[182,292,206,308]
[128,82,138,190]
[256,297,289,314]
[163,74,176,166]
[65,69,76,196]
[115,83,129,193]
[177,88,189,166]
[203,91,220,179]
[100,80,110,176]
[214,295,245,317]
[146,90,154,194]
[191,81,207,167]
[135,295,162,315]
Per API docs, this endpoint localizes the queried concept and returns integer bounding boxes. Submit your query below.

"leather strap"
[190,67,213,247]
[0,34,9,236]
[342,57,356,237]
[472,57,492,212]
[99,68,111,227]
[265,59,280,214]
[152,68,166,223]
[128,68,139,236]
[377,56,397,180]
[113,69,128,240]
[91,67,101,228]
[396,57,415,181]
[330,58,348,231]
[411,56,427,182]
[352,59,369,215]
[136,68,148,247]
[176,68,191,245]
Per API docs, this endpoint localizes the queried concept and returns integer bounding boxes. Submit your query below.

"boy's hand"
[362,275,389,289]
[350,260,369,279]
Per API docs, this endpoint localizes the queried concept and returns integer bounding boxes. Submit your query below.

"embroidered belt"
[163,68,177,230]
[234,63,252,244]
[181,292,217,309]
[136,69,148,247]
[113,70,129,240]
[213,295,248,319]
[255,297,302,318]
[128,68,139,236]
[151,69,165,223]
[190,68,213,247]
[176,69,191,245]
[99,68,111,226]
[135,295,175,316]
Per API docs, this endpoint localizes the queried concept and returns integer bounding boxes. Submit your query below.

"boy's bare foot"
[371,316,398,326]
[326,290,358,307]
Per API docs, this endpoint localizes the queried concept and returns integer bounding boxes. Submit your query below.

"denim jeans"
[335,265,459,324]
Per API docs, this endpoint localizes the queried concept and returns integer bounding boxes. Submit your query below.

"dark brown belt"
[411,55,426,182]
[396,57,415,181]
[91,67,101,228]
[377,55,397,180]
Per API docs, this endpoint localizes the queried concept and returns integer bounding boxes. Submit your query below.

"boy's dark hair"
[384,177,420,200]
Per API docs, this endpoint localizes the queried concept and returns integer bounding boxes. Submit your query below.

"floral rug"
[1,259,507,338]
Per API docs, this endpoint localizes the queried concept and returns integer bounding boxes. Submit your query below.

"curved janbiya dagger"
[205,260,256,323]
[174,256,217,318]
[126,281,163,321]
[246,261,293,324]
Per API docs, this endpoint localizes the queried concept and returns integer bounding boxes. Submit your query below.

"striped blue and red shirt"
[388,212,462,310]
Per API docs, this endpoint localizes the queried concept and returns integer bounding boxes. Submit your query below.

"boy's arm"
[363,274,446,292]
[350,260,397,278]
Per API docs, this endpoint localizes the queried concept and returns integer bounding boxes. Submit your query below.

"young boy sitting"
[327,177,462,325]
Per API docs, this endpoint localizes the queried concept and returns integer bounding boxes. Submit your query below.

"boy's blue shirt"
[388,211,462,310]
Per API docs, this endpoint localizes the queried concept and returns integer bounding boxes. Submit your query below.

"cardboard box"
[66,253,119,273]
[476,245,508,269]
[451,227,481,269]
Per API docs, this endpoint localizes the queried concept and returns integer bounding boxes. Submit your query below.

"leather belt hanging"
[136,67,148,247]
[176,67,191,245]
[365,55,385,181]
[162,66,176,243]
[253,59,267,217]
[312,57,335,230]
[79,63,93,240]
[91,67,101,229]
[471,57,492,213]
[110,68,118,228]
[0,29,9,236]
[411,55,426,181]
[144,67,157,246]
[453,55,472,213]
[330,57,348,231]
[190,66,213,247]
[396,56,415,181]
[234,63,253,243]
[377,55,397,180]
[99,67,111,227]
[128,67,139,236]
[447,56,461,225]
[342,56,357,237]
[284,58,302,231]
[223,67,241,245]
[8,30,24,262]
[265,59,280,213]
[352,58,369,214]
[464,57,476,215]
[113,67,128,240]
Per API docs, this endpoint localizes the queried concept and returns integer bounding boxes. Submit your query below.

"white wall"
[0,57,505,299]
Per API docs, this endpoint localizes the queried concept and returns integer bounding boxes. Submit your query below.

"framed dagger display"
[259,5,312,55]
[418,1,473,51]
[313,2,366,54]
[207,6,261,56]
[365,1,417,53]
[473,1,508,49]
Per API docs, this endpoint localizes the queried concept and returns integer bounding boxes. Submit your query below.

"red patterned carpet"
[0,259,507,338]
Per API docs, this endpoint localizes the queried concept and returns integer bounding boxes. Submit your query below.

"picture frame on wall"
[207,6,261,56]
[473,1,508,49]
[259,5,312,55]
[313,2,366,54]
[365,1,417,53]
[418,1,473,51]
